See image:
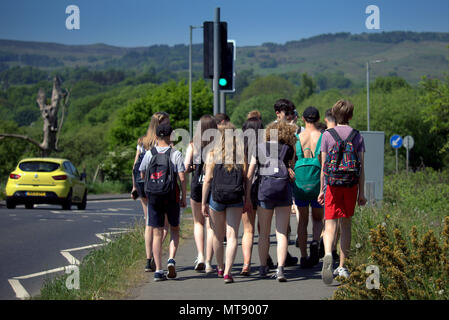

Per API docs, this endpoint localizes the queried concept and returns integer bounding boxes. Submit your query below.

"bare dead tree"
[0,76,70,157]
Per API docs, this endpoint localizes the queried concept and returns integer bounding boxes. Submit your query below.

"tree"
[0,76,70,156]
[294,73,317,104]
[419,75,449,154]
[239,75,295,102]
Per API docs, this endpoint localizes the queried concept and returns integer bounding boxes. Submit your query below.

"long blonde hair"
[208,122,245,173]
[141,112,170,150]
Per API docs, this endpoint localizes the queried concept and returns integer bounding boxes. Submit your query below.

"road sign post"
[390,135,402,174]
[403,135,414,173]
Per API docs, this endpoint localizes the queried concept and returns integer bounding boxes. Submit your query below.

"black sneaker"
[154,271,167,282]
[319,238,325,259]
[145,258,155,272]
[300,256,313,269]
[309,240,320,266]
[167,258,177,279]
[267,255,276,270]
[285,251,298,267]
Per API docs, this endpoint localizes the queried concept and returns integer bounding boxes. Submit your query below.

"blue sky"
[0,0,447,47]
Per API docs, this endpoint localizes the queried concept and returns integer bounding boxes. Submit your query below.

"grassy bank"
[36,208,193,300]
[332,168,449,300]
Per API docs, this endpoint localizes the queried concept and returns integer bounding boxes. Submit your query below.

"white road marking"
[39,219,47,221]
[9,214,16,217]
[13,266,66,280]
[60,252,80,265]
[8,279,30,300]
[87,199,134,203]
[7,228,131,300]
[65,219,74,222]
[93,220,102,223]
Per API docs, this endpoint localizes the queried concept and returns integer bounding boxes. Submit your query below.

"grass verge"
[35,208,193,300]
[332,168,449,300]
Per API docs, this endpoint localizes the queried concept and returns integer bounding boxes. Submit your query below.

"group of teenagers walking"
[131,98,367,285]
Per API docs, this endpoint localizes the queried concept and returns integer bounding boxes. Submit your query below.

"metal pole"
[189,25,193,140]
[213,7,220,115]
[366,62,370,131]
[220,91,226,114]
[395,148,398,174]
[406,148,409,173]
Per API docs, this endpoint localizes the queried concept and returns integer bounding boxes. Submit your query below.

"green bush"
[332,169,449,300]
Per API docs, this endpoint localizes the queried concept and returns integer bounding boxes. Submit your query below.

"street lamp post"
[366,59,384,131]
[189,25,203,140]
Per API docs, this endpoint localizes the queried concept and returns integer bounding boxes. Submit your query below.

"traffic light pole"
[213,7,220,115]
[220,91,226,114]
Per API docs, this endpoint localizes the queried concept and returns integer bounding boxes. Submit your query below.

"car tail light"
[9,173,21,179]
[52,175,67,180]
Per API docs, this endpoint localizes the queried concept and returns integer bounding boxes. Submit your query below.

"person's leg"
[141,197,152,260]
[205,217,215,271]
[224,207,243,276]
[191,199,205,262]
[162,215,169,243]
[339,217,352,268]
[274,206,291,268]
[241,207,256,269]
[257,207,274,268]
[168,225,180,260]
[311,207,324,242]
[209,209,226,272]
[152,227,164,271]
[297,206,309,258]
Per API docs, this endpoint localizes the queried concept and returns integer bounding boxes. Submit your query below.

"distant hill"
[0,31,448,84]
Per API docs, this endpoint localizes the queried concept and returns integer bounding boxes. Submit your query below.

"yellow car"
[5,158,87,210]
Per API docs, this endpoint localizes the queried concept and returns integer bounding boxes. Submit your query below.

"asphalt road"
[0,196,144,300]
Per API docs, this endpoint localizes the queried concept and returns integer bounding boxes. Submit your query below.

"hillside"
[0,31,448,84]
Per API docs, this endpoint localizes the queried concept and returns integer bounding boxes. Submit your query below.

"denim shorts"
[209,194,243,212]
[258,198,292,210]
[294,198,323,209]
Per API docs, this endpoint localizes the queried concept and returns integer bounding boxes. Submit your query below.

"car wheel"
[77,191,87,210]
[6,199,16,209]
[62,190,72,210]
[25,203,34,209]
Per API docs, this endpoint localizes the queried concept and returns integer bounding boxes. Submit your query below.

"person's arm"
[358,152,367,206]
[183,143,194,174]
[317,152,327,205]
[201,154,213,217]
[244,159,257,214]
[132,148,140,192]
[178,171,187,208]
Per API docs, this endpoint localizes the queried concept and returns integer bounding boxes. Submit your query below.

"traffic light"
[218,40,235,92]
[203,21,227,79]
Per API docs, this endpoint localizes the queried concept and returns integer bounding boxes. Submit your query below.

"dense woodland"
[0,31,448,190]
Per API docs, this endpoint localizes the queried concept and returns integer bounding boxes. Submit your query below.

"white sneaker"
[205,263,214,274]
[194,258,205,272]
[333,266,350,278]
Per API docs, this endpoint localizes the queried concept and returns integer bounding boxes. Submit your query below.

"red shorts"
[324,184,358,220]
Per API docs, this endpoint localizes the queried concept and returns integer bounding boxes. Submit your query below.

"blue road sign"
[390,135,402,149]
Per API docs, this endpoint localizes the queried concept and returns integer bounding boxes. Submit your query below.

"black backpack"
[211,164,244,205]
[257,142,291,202]
[144,147,175,197]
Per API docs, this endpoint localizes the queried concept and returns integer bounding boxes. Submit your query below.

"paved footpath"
[129,210,339,300]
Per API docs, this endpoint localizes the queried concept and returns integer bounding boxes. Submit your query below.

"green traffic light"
[219,78,227,86]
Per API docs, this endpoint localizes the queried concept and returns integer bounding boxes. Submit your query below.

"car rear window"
[19,161,60,172]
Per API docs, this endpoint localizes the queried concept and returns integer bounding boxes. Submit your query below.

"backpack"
[133,148,146,183]
[144,147,175,197]
[323,128,361,187]
[211,164,244,205]
[293,133,322,201]
[258,142,291,202]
